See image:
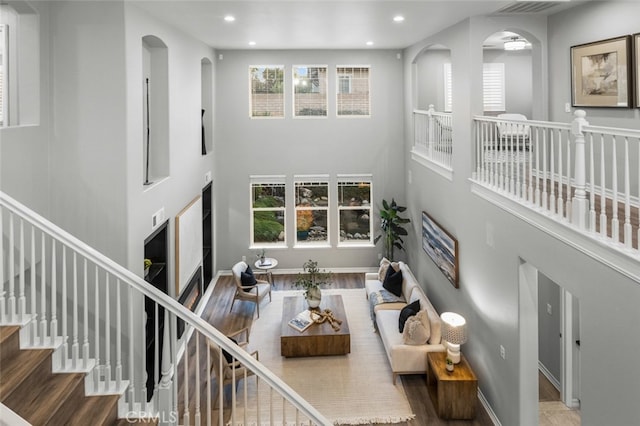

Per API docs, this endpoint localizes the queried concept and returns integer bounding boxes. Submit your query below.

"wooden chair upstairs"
[208,327,259,408]
[230,261,272,318]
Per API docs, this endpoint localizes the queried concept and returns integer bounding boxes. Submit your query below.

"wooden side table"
[427,352,477,419]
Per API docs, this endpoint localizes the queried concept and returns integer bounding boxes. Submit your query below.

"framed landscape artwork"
[422,211,459,288]
[571,35,632,108]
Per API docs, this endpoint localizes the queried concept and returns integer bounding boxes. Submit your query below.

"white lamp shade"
[440,312,468,345]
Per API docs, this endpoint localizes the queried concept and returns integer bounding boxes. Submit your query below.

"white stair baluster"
[50,239,57,346]
[60,246,68,369]
[93,266,101,391]
[104,272,111,390]
[18,218,26,319]
[623,137,632,248]
[82,259,90,369]
[116,278,122,391]
[39,233,47,346]
[599,134,607,237]
[8,212,15,321]
[30,226,37,345]
[611,137,619,242]
[72,253,79,368]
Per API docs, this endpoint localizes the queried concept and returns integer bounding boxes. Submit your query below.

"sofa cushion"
[402,309,431,345]
[240,265,257,289]
[409,288,441,344]
[378,258,400,281]
[399,299,420,332]
[383,265,403,297]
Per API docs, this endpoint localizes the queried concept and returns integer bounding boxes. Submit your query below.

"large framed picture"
[422,211,458,288]
[571,35,632,108]
[635,33,640,108]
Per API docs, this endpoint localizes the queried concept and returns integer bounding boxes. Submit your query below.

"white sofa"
[365,261,445,383]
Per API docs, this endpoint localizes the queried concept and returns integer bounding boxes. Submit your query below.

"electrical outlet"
[204,171,212,184]
[547,303,553,315]
[486,222,495,248]
[152,207,165,230]
[242,255,246,262]
[565,102,571,113]
[500,345,506,359]
[378,253,383,260]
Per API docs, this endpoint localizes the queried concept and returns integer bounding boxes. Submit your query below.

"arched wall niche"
[411,43,452,112]
[142,34,169,186]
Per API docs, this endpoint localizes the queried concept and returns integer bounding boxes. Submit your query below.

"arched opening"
[481,31,533,118]
[412,44,452,112]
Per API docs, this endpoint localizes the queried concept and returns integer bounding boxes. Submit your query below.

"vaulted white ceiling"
[131,0,584,50]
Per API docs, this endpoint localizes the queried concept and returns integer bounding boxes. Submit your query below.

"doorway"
[518,261,581,425]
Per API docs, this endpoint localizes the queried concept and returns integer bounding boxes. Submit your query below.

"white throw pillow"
[402,309,431,345]
[377,257,399,282]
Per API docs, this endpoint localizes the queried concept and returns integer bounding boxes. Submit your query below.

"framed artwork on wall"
[422,211,459,288]
[635,33,640,108]
[571,35,632,108]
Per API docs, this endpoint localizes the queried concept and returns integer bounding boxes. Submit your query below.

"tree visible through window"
[337,66,370,116]
[293,66,327,117]
[250,66,284,118]
[295,179,329,244]
[251,180,286,246]
[338,178,372,244]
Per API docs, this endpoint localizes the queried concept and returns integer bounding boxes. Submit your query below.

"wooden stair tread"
[65,394,120,426]
[6,370,85,425]
[0,347,53,401]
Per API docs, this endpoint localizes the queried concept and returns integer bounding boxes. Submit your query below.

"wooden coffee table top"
[280,294,351,357]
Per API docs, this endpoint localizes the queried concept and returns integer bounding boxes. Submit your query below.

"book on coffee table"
[288,309,318,332]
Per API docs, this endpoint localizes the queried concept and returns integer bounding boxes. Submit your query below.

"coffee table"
[280,294,350,357]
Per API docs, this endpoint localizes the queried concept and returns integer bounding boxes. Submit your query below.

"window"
[250,177,286,247]
[443,63,452,112]
[337,176,373,245]
[295,177,330,245]
[293,66,327,117]
[337,66,370,116]
[250,66,284,118]
[483,62,505,112]
[442,62,505,112]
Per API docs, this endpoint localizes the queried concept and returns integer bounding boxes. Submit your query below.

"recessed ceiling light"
[248,41,256,46]
[224,15,235,22]
[366,41,374,46]
[393,15,405,23]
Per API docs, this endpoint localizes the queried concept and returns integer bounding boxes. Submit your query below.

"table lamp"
[440,312,467,364]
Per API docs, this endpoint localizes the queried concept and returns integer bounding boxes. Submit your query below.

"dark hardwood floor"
[178,272,494,425]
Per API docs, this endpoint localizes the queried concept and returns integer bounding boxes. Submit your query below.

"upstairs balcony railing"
[473,111,640,255]
[413,105,453,170]
[0,191,329,425]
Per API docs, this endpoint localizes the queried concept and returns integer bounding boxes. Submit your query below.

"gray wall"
[213,49,405,271]
[414,49,451,111]
[537,273,561,382]
[402,5,640,426]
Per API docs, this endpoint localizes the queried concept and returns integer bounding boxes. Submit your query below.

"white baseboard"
[478,388,502,426]
[538,360,561,391]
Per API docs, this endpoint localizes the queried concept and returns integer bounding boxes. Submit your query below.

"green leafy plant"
[374,198,410,261]
[294,259,332,299]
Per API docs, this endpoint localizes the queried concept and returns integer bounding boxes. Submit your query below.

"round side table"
[254,257,278,287]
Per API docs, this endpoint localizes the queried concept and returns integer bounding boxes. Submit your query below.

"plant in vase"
[255,249,266,265]
[296,209,314,240]
[294,259,332,309]
[446,357,454,372]
[374,198,410,261]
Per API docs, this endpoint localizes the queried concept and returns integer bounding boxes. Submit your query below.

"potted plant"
[296,209,314,240]
[446,357,454,372]
[294,259,332,309]
[374,198,411,261]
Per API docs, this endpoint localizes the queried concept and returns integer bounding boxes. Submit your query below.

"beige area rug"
[232,288,415,425]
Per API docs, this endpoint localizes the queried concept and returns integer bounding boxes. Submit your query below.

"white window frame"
[294,175,331,247]
[337,174,373,247]
[250,175,287,248]
[249,65,285,119]
[292,65,328,118]
[483,62,506,112]
[336,65,371,117]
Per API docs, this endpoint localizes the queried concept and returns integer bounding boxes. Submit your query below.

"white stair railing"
[413,105,453,169]
[473,111,640,256]
[0,190,330,426]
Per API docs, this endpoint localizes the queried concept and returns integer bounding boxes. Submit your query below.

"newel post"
[428,104,435,158]
[571,110,589,229]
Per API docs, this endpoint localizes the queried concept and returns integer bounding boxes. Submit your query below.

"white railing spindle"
[623,137,632,248]
[61,246,68,369]
[8,212,15,321]
[50,239,57,346]
[18,218,25,319]
[115,279,122,391]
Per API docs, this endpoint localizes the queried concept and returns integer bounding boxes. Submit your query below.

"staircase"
[0,325,153,425]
